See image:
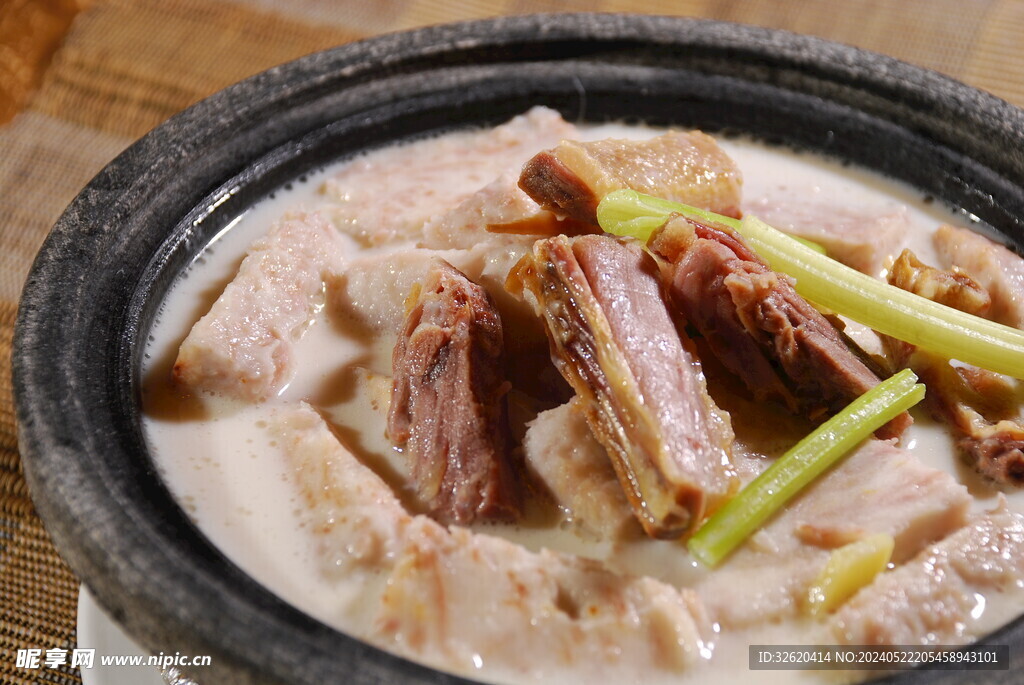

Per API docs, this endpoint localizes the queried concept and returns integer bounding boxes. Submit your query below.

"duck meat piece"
[884,247,992,371]
[934,223,1024,328]
[830,503,1024,646]
[378,519,714,680]
[321,106,578,246]
[387,260,520,524]
[273,403,716,682]
[885,248,992,372]
[651,215,910,438]
[330,243,545,356]
[695,439,969,630]
[522,398,641,540]
[778,440,970,565]
[518,131,743,225]
[329,246,468,335]
[886,249,1024,484]
[421,171,594,250]
[508,234,736,539]
[889,248,993,318]
[174,210,345,402]
[271,403,408,579]
[962,421,1024,484]
[747,193,911,278]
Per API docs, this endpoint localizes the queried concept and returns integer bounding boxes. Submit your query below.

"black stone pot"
[13,13,1024,685]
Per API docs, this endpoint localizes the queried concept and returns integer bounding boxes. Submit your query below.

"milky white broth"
[141,123,1024,684]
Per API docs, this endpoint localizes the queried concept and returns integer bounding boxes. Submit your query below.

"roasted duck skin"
[888,248,992,318]
[519,131,743,225]
[886,249,1024,484]
[508,234,736,538]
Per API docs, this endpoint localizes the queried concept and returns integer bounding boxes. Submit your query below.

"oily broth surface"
[142,124,1024,684]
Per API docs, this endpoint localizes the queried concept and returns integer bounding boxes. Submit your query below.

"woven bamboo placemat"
[3,1,1024,682]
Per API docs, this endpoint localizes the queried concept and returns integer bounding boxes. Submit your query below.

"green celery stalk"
[592,190,842,247]
[687,369,925,567]
[597,189,1024,379]
[596,190,732,240]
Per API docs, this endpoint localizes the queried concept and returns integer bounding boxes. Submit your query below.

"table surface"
[4,0,1024,682]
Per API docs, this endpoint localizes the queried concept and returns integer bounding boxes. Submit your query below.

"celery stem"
[687,369,925,567]
[597,189,1024,379]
